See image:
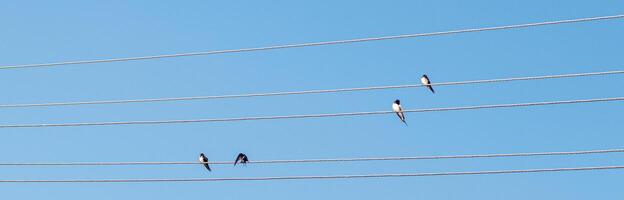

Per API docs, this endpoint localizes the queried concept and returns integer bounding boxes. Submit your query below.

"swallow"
[234,153,249,166]
[199,153,211,171]
[392,99,407,126]
[421,74,435,94]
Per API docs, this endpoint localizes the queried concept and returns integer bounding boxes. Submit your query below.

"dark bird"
[234,153,249,166]
[421,74,435,94]
[392,99,407,126]
[198,153,211,171]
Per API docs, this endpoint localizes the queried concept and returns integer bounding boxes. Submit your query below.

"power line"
[0,148,621,166]
[0,97,621,128]
[1,14,622,70]
[2,70,622,108]
[0,165,621,183]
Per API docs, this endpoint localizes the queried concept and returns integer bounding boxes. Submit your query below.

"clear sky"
[0,1,623,199]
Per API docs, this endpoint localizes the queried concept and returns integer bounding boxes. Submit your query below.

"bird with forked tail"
[198,153,211,171]
[392,99,408,126]
[421,74,435,94]
[234,153,249,166]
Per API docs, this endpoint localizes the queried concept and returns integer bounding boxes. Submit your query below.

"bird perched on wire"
[234,153,249,166]
[421,74,435,94]
[198,153,211,171]
[392,99,407,126]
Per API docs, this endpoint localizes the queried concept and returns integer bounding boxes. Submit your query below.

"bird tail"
[396,113,408,126]
[427,85,435,94]
[204,164,211,171]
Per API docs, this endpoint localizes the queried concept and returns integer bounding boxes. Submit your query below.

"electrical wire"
[0,166,621,183]
[1,70,622,108]
[0,148,621,166]
[0,97,621,128]
[1,14,622,70]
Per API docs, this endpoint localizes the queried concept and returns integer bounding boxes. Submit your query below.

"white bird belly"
[421,77,429,84]
[392,104,401,112]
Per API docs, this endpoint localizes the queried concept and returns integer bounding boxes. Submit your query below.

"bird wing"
[234,156,241,166]
[396,112,405,121]
[396,109,407,126]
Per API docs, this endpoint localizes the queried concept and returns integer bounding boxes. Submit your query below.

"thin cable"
[0,97,621,128]
[0,148,621,166]
[1,14,622,70]
[0,166,621,183]
[2,70,622,108]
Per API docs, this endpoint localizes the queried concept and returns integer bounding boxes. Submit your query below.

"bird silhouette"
[234,153,249,166]
[421,74,435,94]
[199,153,211,171]
[392,99,408,126]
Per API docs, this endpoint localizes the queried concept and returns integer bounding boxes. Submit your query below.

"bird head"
[394,99,400,104]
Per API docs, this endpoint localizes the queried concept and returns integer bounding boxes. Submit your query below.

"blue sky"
[0,0,623,199]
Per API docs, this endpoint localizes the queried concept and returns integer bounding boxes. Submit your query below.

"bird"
[234,153,249,166]
[392,99,407,126]
[421,74,435,94]
[198,153,211,171]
